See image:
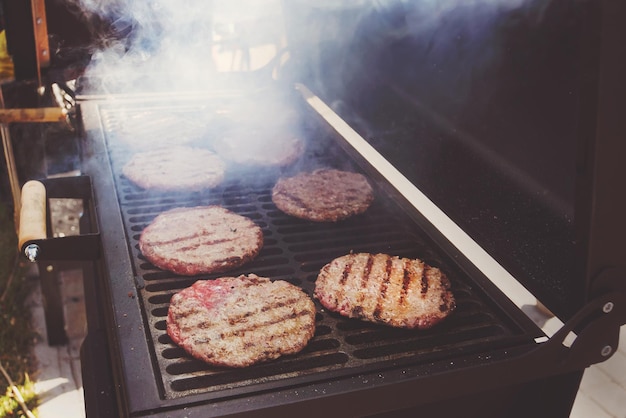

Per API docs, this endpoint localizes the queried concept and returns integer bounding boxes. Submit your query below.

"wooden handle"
[18,181,47,250]
[0,108,67,124]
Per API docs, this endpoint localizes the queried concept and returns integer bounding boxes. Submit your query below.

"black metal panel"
[577,0,626,301]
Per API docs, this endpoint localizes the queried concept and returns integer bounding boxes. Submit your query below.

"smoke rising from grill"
[66,0,549,95]
[69,0,285,94]
[283,0,551,152]
[68,0,550,180]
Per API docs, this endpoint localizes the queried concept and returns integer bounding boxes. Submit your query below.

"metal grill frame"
[76,87,588,417]
[110,150,536,401]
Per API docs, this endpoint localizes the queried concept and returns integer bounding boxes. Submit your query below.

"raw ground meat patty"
[122,146,226,192]
[314,253,455,329]
[139,206,263,276]
[271,168,374,222]
[167,274,317,367]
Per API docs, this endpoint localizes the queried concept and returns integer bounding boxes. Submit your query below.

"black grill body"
[76,91,587,418]
[73,1,626,417]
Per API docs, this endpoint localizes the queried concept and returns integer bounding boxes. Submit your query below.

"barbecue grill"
[12,0,626,417]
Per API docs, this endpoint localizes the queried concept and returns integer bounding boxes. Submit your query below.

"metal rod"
[0,90,22,230]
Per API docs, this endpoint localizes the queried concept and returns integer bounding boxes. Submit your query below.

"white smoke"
[72,0,285,94]
[64,0,551,95]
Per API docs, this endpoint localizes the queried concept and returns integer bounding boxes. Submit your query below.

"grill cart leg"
[80,260,119,418]
[36,261,68,345]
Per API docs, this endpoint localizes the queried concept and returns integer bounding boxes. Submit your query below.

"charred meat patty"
[314,253,455,329]
[167,274,317,367]
[122,146,226,192]
[213,133,305,168]
[139,206,263,276]
[272,168,374,222]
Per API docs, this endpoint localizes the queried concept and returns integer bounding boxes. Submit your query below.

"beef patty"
[122,146,226,192]
[167,274,317,367]
[213,134,305,168]
[139,206,263,276]
[272,168,374,222]
[314,253,455,329]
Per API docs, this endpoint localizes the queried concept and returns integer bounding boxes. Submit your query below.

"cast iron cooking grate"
[99,102,536,401]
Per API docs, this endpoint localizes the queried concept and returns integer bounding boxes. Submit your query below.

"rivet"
[24,244,39,262]
[36,17,42,25]
[601,345,612,357]
[602,302,614,314]
[42,50,48,56]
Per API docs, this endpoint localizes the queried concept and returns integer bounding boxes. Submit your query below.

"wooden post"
[0,108,68,124]
[30,0,50,87]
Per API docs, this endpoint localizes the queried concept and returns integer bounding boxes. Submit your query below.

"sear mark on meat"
[314,253,455,329]
[167,274,316,367]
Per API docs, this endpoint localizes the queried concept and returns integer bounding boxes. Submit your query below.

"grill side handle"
[16,175,101,262]
[18,180,47,262]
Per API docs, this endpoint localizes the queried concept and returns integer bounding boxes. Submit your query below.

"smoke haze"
[63,0,550,95]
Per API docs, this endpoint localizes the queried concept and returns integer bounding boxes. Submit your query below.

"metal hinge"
[537,267,626,370]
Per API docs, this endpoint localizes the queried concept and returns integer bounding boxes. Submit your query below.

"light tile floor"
[29,268,85,418]
[570,327,626,418]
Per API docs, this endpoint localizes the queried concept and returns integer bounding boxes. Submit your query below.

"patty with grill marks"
[272,168,374,222]
[314,253,455,329]
[139,206,263,276]
[167,274,317,367]
[122,146,226,192]
[213,133,305,167]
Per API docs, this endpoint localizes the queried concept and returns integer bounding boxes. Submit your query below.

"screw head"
[601,345,613,357]
[602,302,614,314]
[24,244,39,262]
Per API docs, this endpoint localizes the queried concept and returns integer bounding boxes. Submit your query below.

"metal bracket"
[548,291,624,368]
[536,267,626,370]
[21,233,101,262]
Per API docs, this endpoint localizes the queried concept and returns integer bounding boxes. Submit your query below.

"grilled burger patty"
[122,146,226,192]
[272,168,374,222]
[213,134,305,167]
[167,274,317,367]
[139,206,263,276]
[314,253,455,329]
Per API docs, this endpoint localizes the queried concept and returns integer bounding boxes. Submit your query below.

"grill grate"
[98,101,536,401]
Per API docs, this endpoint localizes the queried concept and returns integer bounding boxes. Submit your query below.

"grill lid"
[282,0,626,321]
